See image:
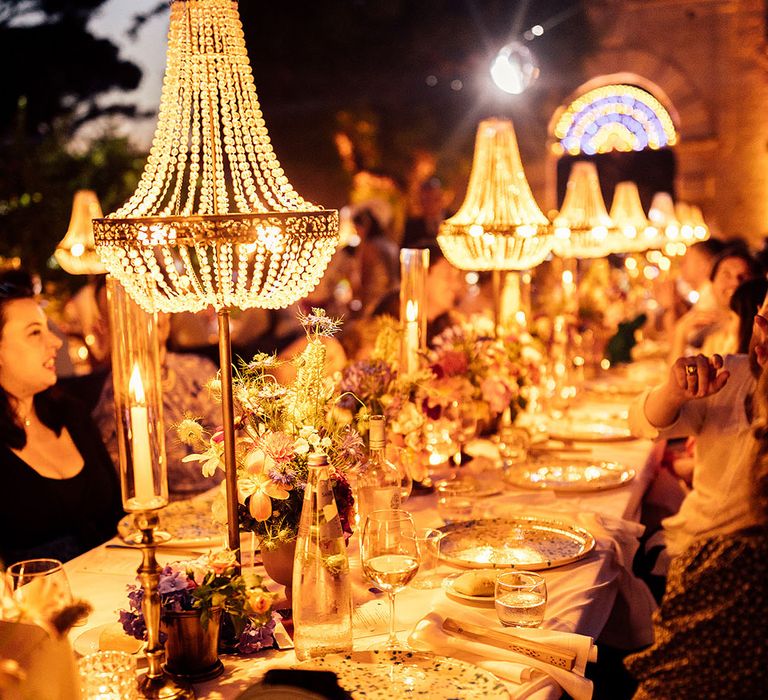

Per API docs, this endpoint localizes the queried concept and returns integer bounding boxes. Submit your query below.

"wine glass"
[361,510,420,650]
[445,401,478,467]
[7,558,74,622]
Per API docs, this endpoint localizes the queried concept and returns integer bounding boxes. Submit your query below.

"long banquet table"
[65,413,658,700]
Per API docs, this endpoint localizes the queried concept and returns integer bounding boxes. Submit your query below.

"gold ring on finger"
[685,364,698,376]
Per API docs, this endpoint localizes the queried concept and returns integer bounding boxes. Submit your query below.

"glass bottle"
[292,452,353,661]
[356,415,402,528]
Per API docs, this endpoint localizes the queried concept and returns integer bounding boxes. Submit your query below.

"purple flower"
[157,566,191,596]
[268,467,296,487]
[338,359,393,409]
[337,427,366,471]
[119,609,147,640]
[126,585,144,612]
[235,614,278,654]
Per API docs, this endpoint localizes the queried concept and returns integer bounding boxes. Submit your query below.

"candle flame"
[129,364,146,404]
[406,300,419,323]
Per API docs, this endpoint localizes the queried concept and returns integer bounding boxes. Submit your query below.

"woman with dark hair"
[0,277,122,566]
[729,276,768,354]
[668,245,761,362]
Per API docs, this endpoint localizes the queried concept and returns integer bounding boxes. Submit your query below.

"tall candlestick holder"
[399,248,429,375]
[132,512,194,699]
[106,276,192,698]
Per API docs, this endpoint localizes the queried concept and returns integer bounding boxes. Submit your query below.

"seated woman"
[0,277,122,566]
[667,246,761,363]
[626,363,768,698]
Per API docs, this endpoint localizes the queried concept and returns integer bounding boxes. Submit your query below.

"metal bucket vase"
[162,607,224,682]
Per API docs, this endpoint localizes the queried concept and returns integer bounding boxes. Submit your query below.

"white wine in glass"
[7,558,74,622]
[361,509,419,650]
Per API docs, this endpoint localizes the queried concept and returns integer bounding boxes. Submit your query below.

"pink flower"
[431,349,469,378]
[261,431,295,464]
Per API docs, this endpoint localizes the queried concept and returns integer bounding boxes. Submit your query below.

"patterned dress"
[94,352,223,500]
[626,526,768,699]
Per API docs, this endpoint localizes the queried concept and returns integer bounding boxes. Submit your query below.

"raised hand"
[670,354,729,400]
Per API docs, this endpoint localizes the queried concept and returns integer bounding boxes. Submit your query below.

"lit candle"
[128,364,154,506]
[405,299,420,374]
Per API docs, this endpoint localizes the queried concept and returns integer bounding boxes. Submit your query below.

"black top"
[0,397,123,566]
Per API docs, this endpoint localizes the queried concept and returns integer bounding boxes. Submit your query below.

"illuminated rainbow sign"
[554,84,677,156]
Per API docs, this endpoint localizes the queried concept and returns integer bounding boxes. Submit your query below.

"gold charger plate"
[438,516,595,570]
[506,460,635,492]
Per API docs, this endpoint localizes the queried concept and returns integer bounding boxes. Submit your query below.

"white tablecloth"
[66,429,656,700]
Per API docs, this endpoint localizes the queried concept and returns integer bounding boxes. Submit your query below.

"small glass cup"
[494,571,547,628]
[410,527,444,589]
[497,426,531,469]
[436,482,475,524]
[78,650,138,700]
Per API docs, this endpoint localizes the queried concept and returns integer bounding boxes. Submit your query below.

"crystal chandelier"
[93,0,338,314]
[609,181,661,252]
[437,118,552,271]
[93,0,339,562]
[552,161,618,259]
[675,201,709,244]
[55,190,107,275]
[649,192,685,256]
[688,205,710,241]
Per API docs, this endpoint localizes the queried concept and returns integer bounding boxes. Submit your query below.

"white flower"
[182,433,225,477]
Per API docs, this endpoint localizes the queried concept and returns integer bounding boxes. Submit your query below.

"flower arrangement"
[337,314,543,466]
[427,315,544,427]
[178,309,363,550]
[119,549,279,654]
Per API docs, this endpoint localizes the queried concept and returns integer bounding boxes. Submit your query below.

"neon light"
[555,85,676,156]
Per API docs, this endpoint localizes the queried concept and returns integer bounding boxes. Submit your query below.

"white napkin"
[0,620,79,700]
[575,511,656,648]
[409,603,596,700]
[482,502,657,648]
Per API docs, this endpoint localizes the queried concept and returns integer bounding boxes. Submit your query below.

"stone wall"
[544,0,768,243]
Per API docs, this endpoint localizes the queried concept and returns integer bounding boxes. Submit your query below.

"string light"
[94,0,338,313]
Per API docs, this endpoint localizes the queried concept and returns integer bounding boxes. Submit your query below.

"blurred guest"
[349,206,399,315]
[92,290,222,501]
[0,277,122,565]
[667,246,760,362]
[730,277,768,354]
[401,178,446,249]
[626,363,768,698]
[677,238,728,310]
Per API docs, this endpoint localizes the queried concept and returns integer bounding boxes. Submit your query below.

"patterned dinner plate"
[505,460,635,492]
[117,489,223,548]
[439,517,595,570]
[293,651,509,699]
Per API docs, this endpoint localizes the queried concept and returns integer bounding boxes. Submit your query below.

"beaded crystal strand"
[94,0,339,313]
